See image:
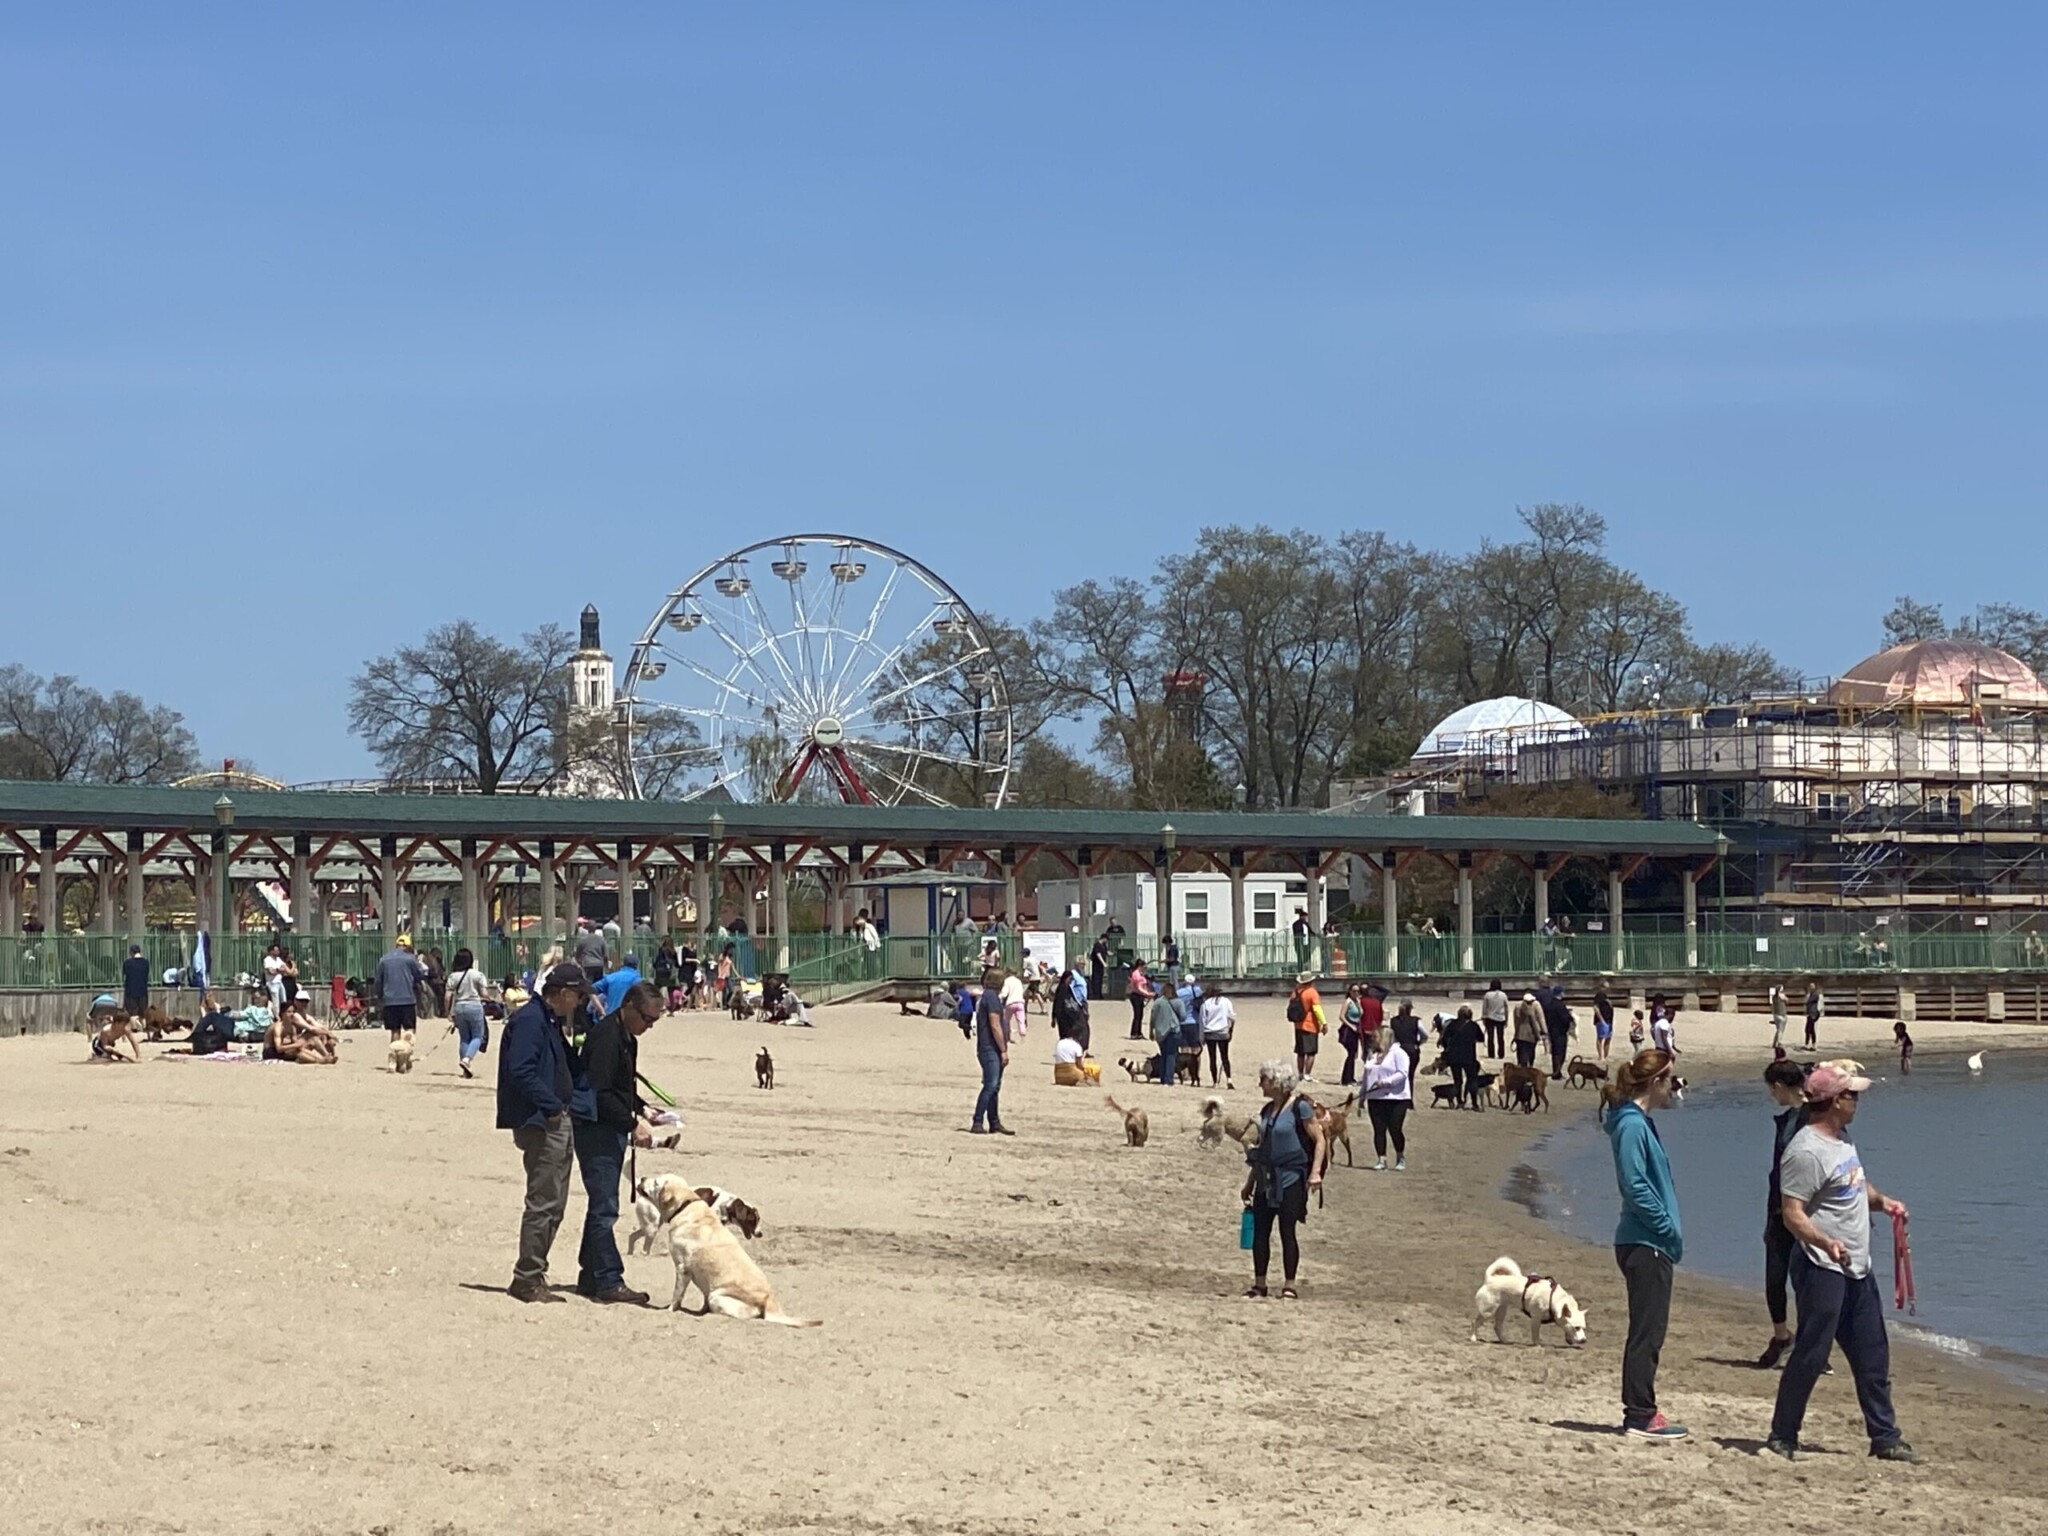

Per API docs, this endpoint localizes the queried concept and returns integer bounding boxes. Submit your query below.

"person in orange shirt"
[1289,971,1326,1079]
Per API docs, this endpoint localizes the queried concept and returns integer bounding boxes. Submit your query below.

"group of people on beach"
[1604,1042,1920,1461]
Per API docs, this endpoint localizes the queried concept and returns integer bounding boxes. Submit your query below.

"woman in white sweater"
[1361,1024,1413,1172]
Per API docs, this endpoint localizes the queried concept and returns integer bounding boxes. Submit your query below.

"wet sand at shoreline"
[2,1000,2044,1535]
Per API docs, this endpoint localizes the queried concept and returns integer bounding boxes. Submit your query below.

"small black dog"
[1429,1082,1463,1108]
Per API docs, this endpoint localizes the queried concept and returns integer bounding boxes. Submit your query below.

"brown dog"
[1106,1094,1149,1146]
[140,1003,176,1042]
[1565,1056,1608,1089]
[755,1048,774,1090]
[1499,1063,1550,1113]
[694,1185,762,1240]
[1311,1092,1356,1168]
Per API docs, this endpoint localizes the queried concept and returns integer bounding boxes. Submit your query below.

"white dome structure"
[1414,696,1585,761]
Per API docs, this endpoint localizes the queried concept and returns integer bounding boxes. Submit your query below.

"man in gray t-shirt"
[1766,1064,1918,1463]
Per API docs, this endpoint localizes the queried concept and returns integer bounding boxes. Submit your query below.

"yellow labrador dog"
[639,1180,820,1327]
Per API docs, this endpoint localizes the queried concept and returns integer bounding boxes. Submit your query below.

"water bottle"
[1239,1206,1256,1250]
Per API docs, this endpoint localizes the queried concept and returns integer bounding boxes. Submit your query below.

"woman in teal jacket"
[1602,1048,1686,1442]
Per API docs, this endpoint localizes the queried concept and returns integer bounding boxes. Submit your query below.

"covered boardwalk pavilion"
[0,781,1725,980]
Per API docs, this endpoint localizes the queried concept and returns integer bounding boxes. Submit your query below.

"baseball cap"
[541,962,593,996]
[1804,1063,1872,1101]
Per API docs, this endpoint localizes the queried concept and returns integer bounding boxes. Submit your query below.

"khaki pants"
[512,1115,574,1287]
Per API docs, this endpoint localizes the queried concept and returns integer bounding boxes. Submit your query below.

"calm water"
[1513,1047,2048,1394]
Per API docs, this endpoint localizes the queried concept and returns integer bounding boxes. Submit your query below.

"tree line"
[999,505,1796,811]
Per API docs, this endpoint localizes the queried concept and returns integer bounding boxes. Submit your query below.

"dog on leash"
[1106,1095,1149,1146]
[1117,1054,1154,1083]
[1198,1095,1260,1149]
[1466,1070,1496,1110]
[755,1048,774,1090]
[634,1180,819,1326]
[388,1036,414,1074]
[1471,1257,1588,1347]
[1565,1056,1607,1089]
[1428,1082,1463,1108]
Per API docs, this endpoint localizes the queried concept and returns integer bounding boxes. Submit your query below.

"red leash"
[1891,1208,1916,1316]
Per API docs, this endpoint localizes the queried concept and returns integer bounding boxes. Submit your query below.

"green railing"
[11,920,2048,995]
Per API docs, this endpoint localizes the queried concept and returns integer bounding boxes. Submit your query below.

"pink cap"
[1805,1064,1872,1101]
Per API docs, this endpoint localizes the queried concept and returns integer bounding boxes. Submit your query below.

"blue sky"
[4,5,2045,783]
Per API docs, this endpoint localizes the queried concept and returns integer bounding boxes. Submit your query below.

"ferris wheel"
[617,534,1015,807]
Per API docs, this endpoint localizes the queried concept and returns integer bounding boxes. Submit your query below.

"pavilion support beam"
[1381,850,1400,975]
[1001,847,1019,934]
[769,843,790,974]
[1456,852,1475,973]
[1532,853,1551,937]
[95,858,116,935]
[127,831,147,943]
[1229,849,1248,979]
[460,838,482,941]
[379,838,400,947]
[690,840,710,953]
[0,854,16,935]
[536,841,558,953]
[1305,863,1326,971]
[1608,856,1626,973]
[291,835,314,941]
[1681,866,1699,970]
[38,828,58,933]
[1076,848,1094,948]
[615,841,634,950]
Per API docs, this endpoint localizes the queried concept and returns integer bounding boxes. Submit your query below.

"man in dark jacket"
[497,963,590,1303]
[1539,981,1575,1081]
[572,979,662,1305]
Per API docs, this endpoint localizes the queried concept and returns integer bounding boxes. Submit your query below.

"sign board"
[1021,930,1068,976]
[1755,937,1771,954]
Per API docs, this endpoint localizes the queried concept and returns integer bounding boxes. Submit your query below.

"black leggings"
[1366,1098,1408,1157]
[1514,1039,1537,1067]
[1765,1215,1794,1327]
[1251,1183,1307,1284]
[1129,995,1147,1037]
[1448,1061,1480,1105]
[1205,1038,1233,1082]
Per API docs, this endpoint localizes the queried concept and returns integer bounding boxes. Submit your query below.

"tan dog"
[1198,1094,1260,1149]
[1106,1094,1149,1147]
[1311,1092,1355,1168]
[388,1036,414,1074]
[639,1182,820,1326]
[755,1048,774,1089]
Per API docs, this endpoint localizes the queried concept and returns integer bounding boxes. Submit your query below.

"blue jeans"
[452,1001,487,1062]
[1770,1252,1901,1448]
[1156,1025,1179,1085]
[973,1043,1005,1129]
[571,1119,628,1294]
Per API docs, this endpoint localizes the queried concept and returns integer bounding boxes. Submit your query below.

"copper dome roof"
[1828,637,2048,710]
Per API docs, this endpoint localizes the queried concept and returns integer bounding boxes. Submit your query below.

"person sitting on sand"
[1052,1033,1100,1086]
[279,999,339,1055]
[90,1010,142,1062]
[264,1006,335,1064]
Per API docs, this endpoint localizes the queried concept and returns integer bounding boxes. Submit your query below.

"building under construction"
[1498,637,2048,921]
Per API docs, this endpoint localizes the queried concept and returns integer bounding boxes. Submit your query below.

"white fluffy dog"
[1471,1256,1588,1347]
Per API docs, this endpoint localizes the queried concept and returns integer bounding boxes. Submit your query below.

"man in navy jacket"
[497,963,590,1303]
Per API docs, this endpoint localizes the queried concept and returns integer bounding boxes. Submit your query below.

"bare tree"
[347,621,575,792]
[0,665,201,783]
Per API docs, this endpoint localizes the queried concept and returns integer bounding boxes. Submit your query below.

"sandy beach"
[3,997,2046,1536]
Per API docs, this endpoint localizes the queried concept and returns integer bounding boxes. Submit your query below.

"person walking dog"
[1602,1048,1687,1442]
[1766,1065,1920,1463]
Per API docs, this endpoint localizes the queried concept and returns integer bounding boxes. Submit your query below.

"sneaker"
[592,1285,650,1306]
[1372,1158,1387,1172]
[508,1279,567,1305]
[1624,1414,1689,1443]
[1871,1441,1922,1464]
[1393,1157,1407,1172]
[1763,1437,1798,1461]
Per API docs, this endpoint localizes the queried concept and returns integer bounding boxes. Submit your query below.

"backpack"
[1285,993,1307,1026]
